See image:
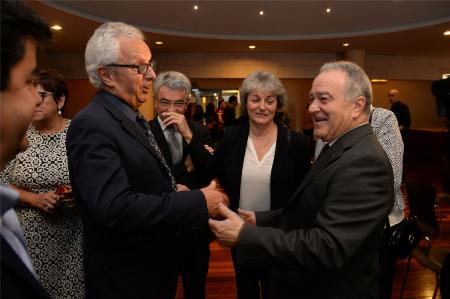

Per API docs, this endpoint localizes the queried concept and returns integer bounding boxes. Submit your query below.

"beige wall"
[45,52,449,130]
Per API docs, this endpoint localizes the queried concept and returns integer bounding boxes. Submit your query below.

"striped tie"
[136,113,177,191]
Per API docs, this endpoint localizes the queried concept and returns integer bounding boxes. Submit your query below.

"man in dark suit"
[209,61,393,299]
[149,71,214,299]
[66,22,227,299]
[1,1,51,298]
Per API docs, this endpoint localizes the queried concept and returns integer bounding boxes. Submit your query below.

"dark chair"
[440,254,450,299]
[400,180,450,299]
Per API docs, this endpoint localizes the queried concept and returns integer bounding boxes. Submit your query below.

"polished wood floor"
[176,158,450,299]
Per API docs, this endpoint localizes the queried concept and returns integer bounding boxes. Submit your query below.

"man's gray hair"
[320,61,372,115]
[240,71,287,110]
[85,22,144,88]
[153,71,191,100]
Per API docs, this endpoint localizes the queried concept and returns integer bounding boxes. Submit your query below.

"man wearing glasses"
[149,71,215,299]
[66,22,228,299]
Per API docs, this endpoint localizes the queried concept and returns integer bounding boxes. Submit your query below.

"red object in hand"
[55,185,69,196]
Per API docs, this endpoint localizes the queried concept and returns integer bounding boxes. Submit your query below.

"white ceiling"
[28,0,450,56]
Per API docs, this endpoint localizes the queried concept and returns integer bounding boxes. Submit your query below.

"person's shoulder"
[223,122,247,136]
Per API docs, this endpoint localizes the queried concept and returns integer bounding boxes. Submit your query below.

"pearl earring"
[58,109,62,116]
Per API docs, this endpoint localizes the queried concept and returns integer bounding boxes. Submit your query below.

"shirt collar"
[101,91,139,123]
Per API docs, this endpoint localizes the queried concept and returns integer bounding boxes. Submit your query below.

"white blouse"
[239,137,276,212]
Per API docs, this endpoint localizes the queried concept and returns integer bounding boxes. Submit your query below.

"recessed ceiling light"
[193,5,198,10]
[249,45,256,49]
[259,10,264,16]
[155,41,164,45]
[444,30,450,36]
[370,79,388,83]
[326,7,331,13]
[51,24,62,31]
[342,43,350,47]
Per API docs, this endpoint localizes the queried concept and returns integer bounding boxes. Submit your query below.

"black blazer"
[149,118,214,189]
[236,124,394,299]
[215,121,310,212]
[67,91,208,299]
[1,236,49,299]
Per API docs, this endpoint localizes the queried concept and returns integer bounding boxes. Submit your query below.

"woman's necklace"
[250,124,276,150]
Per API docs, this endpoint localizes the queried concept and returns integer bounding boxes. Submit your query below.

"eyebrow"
[310,91,333,98]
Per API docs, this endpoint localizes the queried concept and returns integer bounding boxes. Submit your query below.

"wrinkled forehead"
[118,37,151,61]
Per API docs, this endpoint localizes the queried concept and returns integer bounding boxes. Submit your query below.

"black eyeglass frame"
[106,60,157,74]
[38,91,54,103]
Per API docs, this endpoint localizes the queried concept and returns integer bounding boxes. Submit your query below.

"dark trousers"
[380,222,401,299]
[176,230,211,299]
[231,249,269,299]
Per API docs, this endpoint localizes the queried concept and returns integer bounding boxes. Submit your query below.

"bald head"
[388,89,400,104]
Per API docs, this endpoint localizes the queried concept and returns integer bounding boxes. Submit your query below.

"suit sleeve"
[185,125,214,186]
[236,149,393,271]
[67,114,208,232]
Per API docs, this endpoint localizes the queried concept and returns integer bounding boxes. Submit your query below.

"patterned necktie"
[135,113,177,191]
[166,126,183,164]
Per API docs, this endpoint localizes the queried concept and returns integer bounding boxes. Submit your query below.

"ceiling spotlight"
[444,30,450,36]
[259,10,264,16]
[326,7,331,13]
[249,45,256,49]
[51,24,62,31]
[193,5,198,10]
[342,43,350,47]
[370,79,387,83]
[155,41,164,45]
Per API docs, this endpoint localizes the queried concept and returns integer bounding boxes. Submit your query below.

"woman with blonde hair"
[215,71,310,299]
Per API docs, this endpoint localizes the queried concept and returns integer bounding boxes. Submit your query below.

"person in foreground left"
[1,69,84,298]
[66,21,228,299]
[209,61,393,299]
[0,1,51,298]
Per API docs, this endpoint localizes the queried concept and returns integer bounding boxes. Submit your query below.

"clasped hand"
[208,204,256,247]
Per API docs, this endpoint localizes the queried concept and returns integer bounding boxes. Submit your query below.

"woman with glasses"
[214,71,310,299]
[0,69,84,298]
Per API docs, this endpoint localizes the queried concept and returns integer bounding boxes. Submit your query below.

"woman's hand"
[32,191,61,214]
[59,186,76,208]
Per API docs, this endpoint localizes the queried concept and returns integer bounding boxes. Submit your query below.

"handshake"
[200,180,229,218]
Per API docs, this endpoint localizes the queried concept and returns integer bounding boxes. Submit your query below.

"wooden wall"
[64,78,448,132]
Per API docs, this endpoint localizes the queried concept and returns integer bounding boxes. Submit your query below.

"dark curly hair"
[35,69,69,112]
[1,0,51,91]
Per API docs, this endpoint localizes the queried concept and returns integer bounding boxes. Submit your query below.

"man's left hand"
[162,112,193,142]
[209,203,244,247]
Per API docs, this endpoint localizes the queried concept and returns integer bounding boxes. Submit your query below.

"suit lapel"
[285,124,373,208]
[93,94,162,162]
[232,123,250,201]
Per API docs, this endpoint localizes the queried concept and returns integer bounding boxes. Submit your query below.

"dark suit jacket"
[215,121,310,212]
[390,101,411,130]
[149,118,214,189]
[66,91,208,299]
[236,124,394,299]
[1,236,49,299]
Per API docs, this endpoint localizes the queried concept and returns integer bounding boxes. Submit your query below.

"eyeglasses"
[157,99,187,109]
[106,60,157,74]
[38,91,54,103]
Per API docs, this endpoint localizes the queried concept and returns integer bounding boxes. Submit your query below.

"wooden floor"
[176,158,450,299]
